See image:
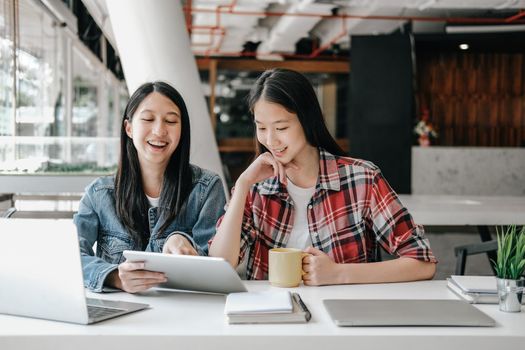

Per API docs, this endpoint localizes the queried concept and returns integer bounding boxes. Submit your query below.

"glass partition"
[0,1,126,179]
[11,1,65,138]
[0,136,118,174]
[72,45,98,137]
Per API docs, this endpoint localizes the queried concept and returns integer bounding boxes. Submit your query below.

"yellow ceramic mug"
[268,248,307,288]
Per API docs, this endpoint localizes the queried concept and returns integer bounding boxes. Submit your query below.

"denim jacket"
[74,164,226,292]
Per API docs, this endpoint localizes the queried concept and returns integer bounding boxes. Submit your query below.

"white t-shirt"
[285,179,316,250]
[146,195,160,208]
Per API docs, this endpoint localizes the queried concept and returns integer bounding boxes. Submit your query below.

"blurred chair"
[0,193,15,207]
[454,240,498,275]
[2,207,17,218]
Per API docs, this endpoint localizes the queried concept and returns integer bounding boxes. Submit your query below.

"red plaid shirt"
[217,148,436,280]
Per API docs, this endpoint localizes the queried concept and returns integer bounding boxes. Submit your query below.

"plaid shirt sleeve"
[213,186,258,263]
[368,171,437,263]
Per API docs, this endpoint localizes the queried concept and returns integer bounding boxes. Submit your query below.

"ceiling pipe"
[256,0,334,56]
[191,50,348,60]
[185,0,192,34]
[183,6,525,25]
[186,4,525,59]
[204,0,237,56]
[309,17,347,59]
[190,26,226,47]
[505,10,525,22]
[187,1,237,55]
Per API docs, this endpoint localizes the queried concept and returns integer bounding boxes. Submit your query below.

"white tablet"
[122,251,247,294]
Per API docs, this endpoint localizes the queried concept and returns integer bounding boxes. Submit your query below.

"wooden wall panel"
[416,51,525,147]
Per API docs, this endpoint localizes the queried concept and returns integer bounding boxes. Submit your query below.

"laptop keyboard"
[87,304,125,319]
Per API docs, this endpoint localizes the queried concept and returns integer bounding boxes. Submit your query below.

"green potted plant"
[493,225,525,312]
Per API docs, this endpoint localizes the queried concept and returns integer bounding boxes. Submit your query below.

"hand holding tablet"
[123,251,247,294]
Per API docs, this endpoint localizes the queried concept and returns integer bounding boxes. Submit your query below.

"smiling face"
[254,99,313,165]
[125,92,182,172]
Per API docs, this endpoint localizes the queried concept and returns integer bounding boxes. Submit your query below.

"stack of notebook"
[224,291,311,324]
[447,275,499,304]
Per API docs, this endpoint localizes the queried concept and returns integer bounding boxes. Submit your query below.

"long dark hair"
[115,81,193,248]
[248,68,346,157]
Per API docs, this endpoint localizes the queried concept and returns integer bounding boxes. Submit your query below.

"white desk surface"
[398,194,525,226]
[1,280,524,350]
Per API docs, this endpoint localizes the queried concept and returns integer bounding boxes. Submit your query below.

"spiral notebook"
[224,291,311,324]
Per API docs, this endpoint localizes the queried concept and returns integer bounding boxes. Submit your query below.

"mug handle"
[301,252,310,276]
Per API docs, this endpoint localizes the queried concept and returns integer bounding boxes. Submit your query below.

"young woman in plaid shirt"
[210,69,436,285]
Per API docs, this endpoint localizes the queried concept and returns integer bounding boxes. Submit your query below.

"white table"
[1,280,524,350]
[397,195,525,270]
[399,193,525,241]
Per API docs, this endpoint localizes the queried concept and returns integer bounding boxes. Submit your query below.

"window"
[0,0,126,177]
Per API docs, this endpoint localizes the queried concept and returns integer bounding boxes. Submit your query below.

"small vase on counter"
[497,278,524,312]
[493,225,525,313]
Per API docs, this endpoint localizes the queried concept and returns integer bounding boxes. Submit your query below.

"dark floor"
[421,226,494,280]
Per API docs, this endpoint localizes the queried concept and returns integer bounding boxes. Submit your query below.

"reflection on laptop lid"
[0,219,149,324]
[323,299,495,327]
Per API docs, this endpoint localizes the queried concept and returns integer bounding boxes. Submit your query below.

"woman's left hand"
[163,234,198,255]
[302,247,342,286]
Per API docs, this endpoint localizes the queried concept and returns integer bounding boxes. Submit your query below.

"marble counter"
[411,146,525,196]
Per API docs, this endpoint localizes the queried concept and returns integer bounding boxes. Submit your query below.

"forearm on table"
[209,181,250,267]
[105,269,123,290]
[337,257,436,284]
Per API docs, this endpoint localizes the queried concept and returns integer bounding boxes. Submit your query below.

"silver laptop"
[323,299,496,327]
[0,219,149,324]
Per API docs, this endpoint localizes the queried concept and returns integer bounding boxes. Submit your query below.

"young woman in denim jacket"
[74,82,226,293]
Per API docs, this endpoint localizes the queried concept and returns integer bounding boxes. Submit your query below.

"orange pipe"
[188,5,525,58]
[192,50,348,61]
[505,10,525,23]
[208,0,237,54]
[309,18,347,58]
[190,26,225,47]
[185,0,192,34]
[183,6,525,25]
[187,1,238,54]
[191,27,215,46]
